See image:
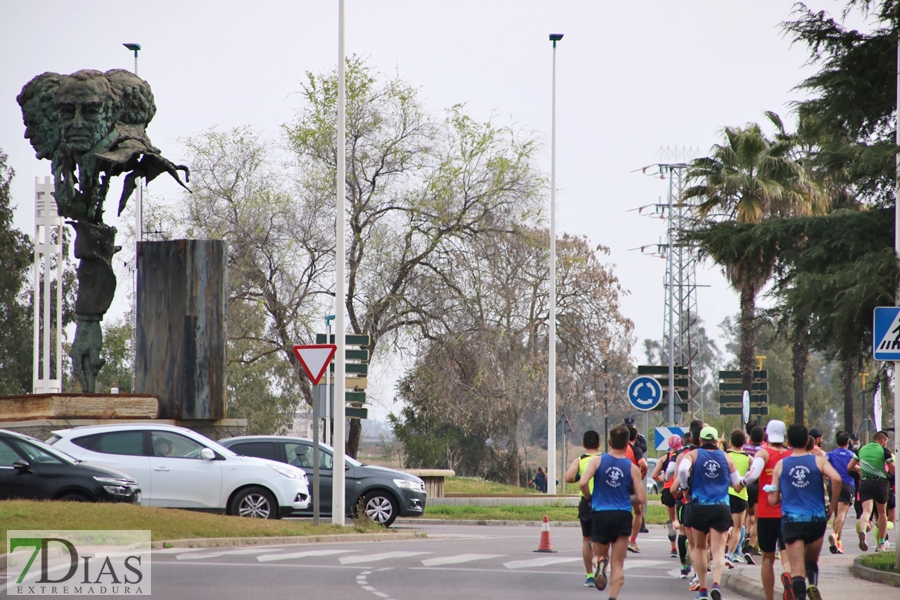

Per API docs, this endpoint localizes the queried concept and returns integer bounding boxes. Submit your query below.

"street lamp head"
[123,43,142,53]
[549,33,564,42]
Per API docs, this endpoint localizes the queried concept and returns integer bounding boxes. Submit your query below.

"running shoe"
[695,591,710,600]
[710,584,723,600]
[828,531,838,554]
[836,540,844,554]
[670,548,678,558]
[743,552,755,565]
[732,552,745,563]
[680,565,691,579]
[594,555,608,591]
[857,521,869,551]
[667,519,676,538]
[725,556,734,569]
[876,543,886,552]
[781,572,795,600]
[689,574,700,591]
[806,584,822,600]
[627,541,640,553]
[584,575,595,587]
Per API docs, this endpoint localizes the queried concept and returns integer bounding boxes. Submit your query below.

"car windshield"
[14,435,78,464]
[314,442,362,467]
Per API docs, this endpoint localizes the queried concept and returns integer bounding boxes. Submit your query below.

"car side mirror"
[200,448,216,460]
[12,460,30,472]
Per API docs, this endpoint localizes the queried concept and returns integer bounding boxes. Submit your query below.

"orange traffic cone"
[534,514,557,553]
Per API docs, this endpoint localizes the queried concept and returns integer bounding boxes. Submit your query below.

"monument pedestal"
[0,393,159,421]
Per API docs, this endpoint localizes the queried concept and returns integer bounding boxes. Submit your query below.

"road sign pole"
[312,384,320,526]
[894,25,900,569]
[333,0,347,526]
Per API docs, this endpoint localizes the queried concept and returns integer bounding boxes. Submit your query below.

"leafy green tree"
[0,150,33,395]
[286,57,545,458]
[683,118,826,396]
[93,316,133,393]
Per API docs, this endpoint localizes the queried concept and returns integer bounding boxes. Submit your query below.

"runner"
[564,429,602,587]
[726,429,750,567]
[674,422,705,587]
[769,424,842,600]
[579,425,646,599]
[678,426,741,600]
[825,431,856,554]
[740,420,792,600]
[849,431,895,552]
[624,425,648,553]
[651,434,683,558]
[742,425,764,563]
[808,428,826,459]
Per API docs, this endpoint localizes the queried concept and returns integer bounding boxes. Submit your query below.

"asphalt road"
[1,519,877,599]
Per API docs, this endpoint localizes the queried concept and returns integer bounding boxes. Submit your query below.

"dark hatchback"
[0,429,141,503]
[220,436,425,526]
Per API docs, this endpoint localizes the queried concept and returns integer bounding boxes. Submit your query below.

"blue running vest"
[591,454,633,512]
[691,448,730,506]
[779,454,826,522]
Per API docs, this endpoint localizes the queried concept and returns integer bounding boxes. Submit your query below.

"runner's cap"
[700,426,718,441]
[766,420,786,444]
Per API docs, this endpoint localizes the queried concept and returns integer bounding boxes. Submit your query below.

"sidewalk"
[722,551,891,600]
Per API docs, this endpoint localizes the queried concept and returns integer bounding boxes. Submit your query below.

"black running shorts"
[747,482,759,508]
[836,483,855,506]
[690,504,733,534]
[757,517,785,553]
[661,487,677,508]
[578,497,592,538]
[782,520,827,546]
[859,480,890,505]
[729,495,748,515]
[591,509,633,545]
[680,500,693,529]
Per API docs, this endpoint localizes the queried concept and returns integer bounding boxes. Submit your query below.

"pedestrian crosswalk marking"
[258,549,358,562]
[622,559,668,570]
[421,554,504,567]
[340,551,432,565]
[503,556,581,569]
[177,548,284,560]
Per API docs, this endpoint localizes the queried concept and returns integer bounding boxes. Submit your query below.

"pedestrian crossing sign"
[873,307,900,360]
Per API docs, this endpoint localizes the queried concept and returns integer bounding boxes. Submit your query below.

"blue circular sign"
[627,376,663,411]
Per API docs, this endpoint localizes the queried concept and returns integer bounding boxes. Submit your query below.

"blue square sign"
[873,307,900,360]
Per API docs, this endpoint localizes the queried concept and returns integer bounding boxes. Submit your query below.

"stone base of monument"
[0,416,247,443]
[0,394,160,421]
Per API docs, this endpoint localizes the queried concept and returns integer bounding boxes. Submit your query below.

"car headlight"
[394,478,425,492]
[94,475,136,485]
[268,464,306,481]
[94,476,137,496]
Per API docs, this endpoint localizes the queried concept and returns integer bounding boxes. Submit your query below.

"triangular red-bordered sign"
[292,344,337,385]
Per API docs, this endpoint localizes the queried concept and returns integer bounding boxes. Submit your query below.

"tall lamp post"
[123,43,142,243]
[546,33,563,495]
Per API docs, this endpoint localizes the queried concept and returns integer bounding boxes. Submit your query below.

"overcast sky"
[2,1,850,418]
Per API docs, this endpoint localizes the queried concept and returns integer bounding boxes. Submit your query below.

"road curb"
[851,554,900,587]
[395,518,582,527]
[149,531,421,550]
[721,567,769,600]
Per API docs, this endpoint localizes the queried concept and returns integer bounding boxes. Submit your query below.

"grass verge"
[423,503,669,524]
[0,500,387,547]
[860,552,900,574]
[444,477,541,495]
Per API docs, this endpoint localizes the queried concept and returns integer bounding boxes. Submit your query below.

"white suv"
[48,424,310,518]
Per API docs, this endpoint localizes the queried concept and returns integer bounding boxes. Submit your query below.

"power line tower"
[658,161,702,424]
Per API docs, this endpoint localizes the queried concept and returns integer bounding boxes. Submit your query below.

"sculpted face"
[22,96,59,160]
[55,80,115,155]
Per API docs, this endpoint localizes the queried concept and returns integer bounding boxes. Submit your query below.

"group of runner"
[566,418,896,600]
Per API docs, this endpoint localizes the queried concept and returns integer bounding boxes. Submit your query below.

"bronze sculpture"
[17,69,189,392]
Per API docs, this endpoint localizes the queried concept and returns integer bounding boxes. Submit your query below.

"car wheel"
[58,493,89,501]
[363,491,398,527]
[651,484,659,495]
[230,487,278,519]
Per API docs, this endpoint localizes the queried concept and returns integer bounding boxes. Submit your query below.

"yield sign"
[292,344,337,385]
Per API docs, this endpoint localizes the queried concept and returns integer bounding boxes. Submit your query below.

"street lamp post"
[547,32,563,496]
[123,44,142,243]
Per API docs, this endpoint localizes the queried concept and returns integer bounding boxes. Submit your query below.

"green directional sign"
[638,365,688,376]
[329,362,368,375]
[656,378,689,388]
[719,394,768,404]
[720,406,768,416]
[345,407,368,419]
[719,382,769,393]
[719,370,768,380]
[346,391,366,403]
[316,333,371,346]
[650,402,689,413]
[343,349,369,361]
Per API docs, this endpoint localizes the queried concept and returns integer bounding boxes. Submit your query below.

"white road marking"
[361,586,376,591]
[622,559,669,570]
[503,556,581,569]
[176,548,284,560]
[258,549,358,562]
[373,593,389,599]
[340,551,432,564]
[421,554,505,567]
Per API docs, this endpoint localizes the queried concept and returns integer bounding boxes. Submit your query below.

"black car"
[219,436,425,526]
[0,429,141,503]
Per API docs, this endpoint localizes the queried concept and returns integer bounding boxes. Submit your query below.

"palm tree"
[683,116,826,396]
